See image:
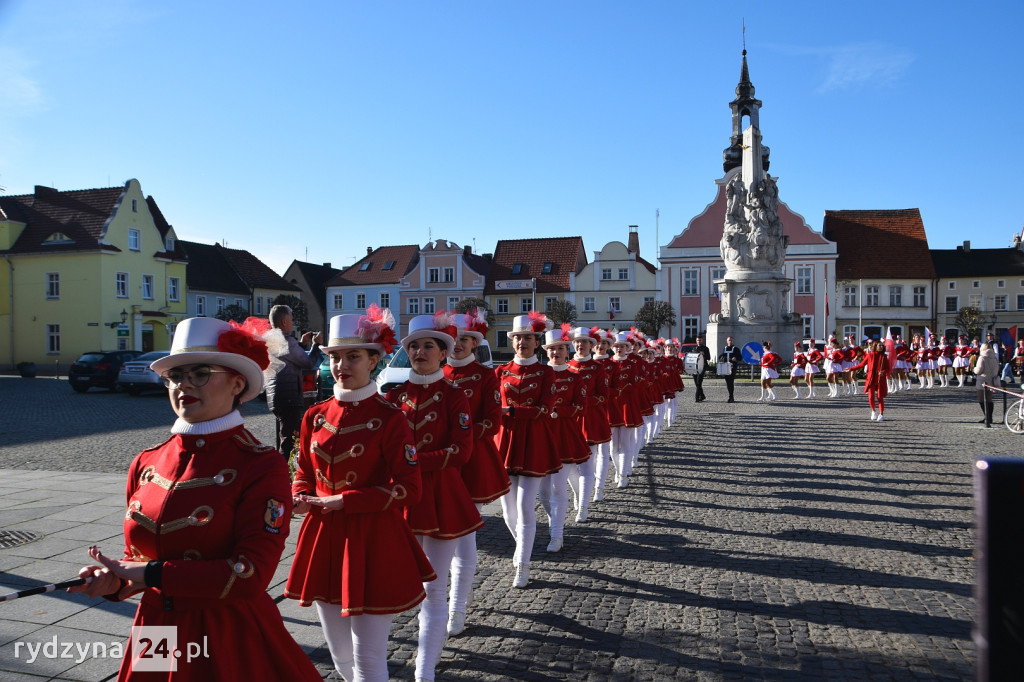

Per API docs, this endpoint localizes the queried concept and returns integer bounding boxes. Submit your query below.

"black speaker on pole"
[974,457,1024,681]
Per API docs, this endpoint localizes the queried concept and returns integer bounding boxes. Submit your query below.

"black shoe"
[727,397,735,403]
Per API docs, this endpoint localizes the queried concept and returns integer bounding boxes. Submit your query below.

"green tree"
[215,304,249,324]
[955,305,985,341]
[634,300,676,338]
[453,297,496,326]
[546,299,577,326]
[270,294,310,332]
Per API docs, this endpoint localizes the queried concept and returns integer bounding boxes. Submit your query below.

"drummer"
[690,336,711,402]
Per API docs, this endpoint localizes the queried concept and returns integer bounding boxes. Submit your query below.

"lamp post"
[109,309,129,329]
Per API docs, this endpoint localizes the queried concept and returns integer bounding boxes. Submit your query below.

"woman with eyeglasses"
[69,317,321,681]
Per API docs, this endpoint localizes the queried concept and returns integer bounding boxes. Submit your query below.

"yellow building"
[0,179,188,370]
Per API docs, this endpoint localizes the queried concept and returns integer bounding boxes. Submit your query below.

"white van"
[375,340,492,395]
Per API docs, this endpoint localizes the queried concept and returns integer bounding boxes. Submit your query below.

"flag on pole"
[1001,326,1017,361]
[924,326,933,342]
[884,325,895,366]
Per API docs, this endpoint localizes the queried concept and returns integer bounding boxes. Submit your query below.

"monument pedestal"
[706,273,802,360]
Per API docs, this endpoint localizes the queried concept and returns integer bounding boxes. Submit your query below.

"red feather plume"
[219,318,271,370]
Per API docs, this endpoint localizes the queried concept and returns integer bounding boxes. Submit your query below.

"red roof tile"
[325,245,420,286]
[0,185,126,254]
[483,237,588,295]
[822,209,935,279]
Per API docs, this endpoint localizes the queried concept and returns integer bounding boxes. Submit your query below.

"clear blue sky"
[1,1,1020,275]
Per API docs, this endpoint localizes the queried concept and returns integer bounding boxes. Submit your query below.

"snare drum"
[684,351,706,375]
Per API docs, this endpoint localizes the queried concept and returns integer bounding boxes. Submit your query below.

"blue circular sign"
[741,341,764,364]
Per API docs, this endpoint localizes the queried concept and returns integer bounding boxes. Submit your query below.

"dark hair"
[762,340,771,349]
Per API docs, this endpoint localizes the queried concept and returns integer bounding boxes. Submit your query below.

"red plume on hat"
[467,307,488,336]
[432,310,459,342]
[357,304,397,353]
[588,326,603,343]
[559,323,572,342]
[527,310,550,333]
[218,318,272,370]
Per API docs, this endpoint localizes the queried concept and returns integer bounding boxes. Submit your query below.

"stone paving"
[1,375,1020,680]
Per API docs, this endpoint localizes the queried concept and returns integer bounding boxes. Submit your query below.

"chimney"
[322,262,331,269]
[464,245,472,257]
[963,240,970,253]
[367,246,373,256]
[627,225,640,255]
[34,185,58,196]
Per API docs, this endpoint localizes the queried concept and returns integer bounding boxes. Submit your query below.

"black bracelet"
[144,561,165,589]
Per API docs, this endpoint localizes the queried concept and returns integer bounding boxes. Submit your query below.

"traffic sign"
[741,341,764,364]
[494,280,533,290]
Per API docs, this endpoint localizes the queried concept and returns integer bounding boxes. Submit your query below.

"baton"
[1,577,93,602]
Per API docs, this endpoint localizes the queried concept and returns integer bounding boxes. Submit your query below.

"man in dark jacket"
[693,336,711,402]
[719,336,743,402]
[266,305,321,458]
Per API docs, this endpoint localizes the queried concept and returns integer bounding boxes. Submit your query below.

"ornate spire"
[723,49,771,174]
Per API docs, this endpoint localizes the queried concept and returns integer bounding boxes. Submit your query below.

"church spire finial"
[722,36,770,174]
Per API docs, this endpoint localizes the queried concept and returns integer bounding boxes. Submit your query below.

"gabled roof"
[286,260,343,308]
[0,184,126,254]
[325,245,420,287]
[180,241,250,295]
[931,245,1024,278]
[146,196,188,261]
[483,237,588,295]
[218,245,301,292]
[822,209,935,280]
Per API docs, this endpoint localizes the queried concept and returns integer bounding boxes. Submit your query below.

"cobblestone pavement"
[1,375,1020,680]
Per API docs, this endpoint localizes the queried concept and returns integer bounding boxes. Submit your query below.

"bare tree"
[546,299,578,326]
[634,300,676,338]
[453,297,496,326]
[955,305,985,340]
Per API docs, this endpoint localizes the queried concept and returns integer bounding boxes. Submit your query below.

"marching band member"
[790,341,807,398]
[937,336,953,387]
[495,312,560,588]
[444,311,510,637]
[286,308,431,682]
[953,335,972,387]
[840,337,855,395]
[825,337,844,397]
[590,330,616,502]
[758,340,782,402]
[893,335,911,390]
[569,327,610,521]
[805,340,823,398]
[850,340,891,422]
[73,317,323,682]
[608,331,643,488]
[910,334,927,388]
[386,312,482,682]
[663,338,686,420]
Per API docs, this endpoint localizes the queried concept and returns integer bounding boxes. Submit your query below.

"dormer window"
[541,262,553,274]
[128,229,140,251]
[359,262,371,272]
[511,263,523,275]
[383,260,396,270]
[131,199,138,212]
[165,236,175,251]
[43,232,74,245]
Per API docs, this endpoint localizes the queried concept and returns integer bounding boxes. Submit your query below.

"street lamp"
[108,309,129,328]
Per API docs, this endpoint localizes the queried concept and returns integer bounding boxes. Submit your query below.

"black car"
[69,350,142,393]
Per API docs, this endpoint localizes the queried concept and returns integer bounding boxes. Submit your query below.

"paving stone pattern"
[1,375,1020,680]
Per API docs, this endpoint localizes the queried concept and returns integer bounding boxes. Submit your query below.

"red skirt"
[551,414,591,464]
[406,468,484,539]
[576,402,612,445]
[496,416,562,477]
[608,388,643,428]
[461,437,511,503]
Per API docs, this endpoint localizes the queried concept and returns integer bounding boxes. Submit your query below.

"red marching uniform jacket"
[287,391,434,615]
[807,348,824,367]
[761,351,782,370]
[792,351,808,369]
[851,351,891,397]
[444,359,511,503]
[494,359,562,477]
[549,365,592,463]
[568,355,612,445]
[387,376,483,539]
[607,355,643,428]
[115,422,323,681]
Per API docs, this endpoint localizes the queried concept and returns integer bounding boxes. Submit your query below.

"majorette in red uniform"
[538,323,590,553]
[386,312,482,681]
[495,312,560,589]
[568,326,611,521]
[287,308,432,682]
[825,338,845,397]
[663,338,686,423]
[639,343,664,445]
[758,341,782,402]
[71,317,322,682]
[953,335,972,387]
[444,310,510,637]
[850,340,892,422]
[805,339,823,397]
[607,330,643,487]
[893,336,912,391]
[790,341,808,398]
[936,337,954,387]
[590,329,617,501]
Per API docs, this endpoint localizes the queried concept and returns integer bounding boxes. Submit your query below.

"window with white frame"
[216,297,226,314]
[795,266,813,295]
[843,286,857,307]
[142,274,154,300]
[973,280,981,288]
[601,268,612,281]
[889,285,902,307]
[166,236,175,251]
[710,266,726,282]
[865,286,879,306]
[443,267,455,283]
[946,296,958,313]
[118,338,128,351]
[448,296,459,310]
[169,277,180,302]
[617,268,629,280]
[995,295,1008,311]
[379,292,390,309]
[255,296,263,314]
[584,296,595,312]
[197,295,206,316]
[1018,294,1024,311]
[128,229,140,251]
[116,272,128,298]
[46,324,60,354]
[496,298,509,314]
[520,298,533,313]
[408,298,420,314]
[997,279,1006,288]
[333,294,343,309]
[843,325,858,341]
[428,268,440,283]
[46,273,59,299]
[643,296,655,305]
[423,297,435,314]
[969,294,982,309]
[356,293,366,309]
[497,331,509,348]
[801,315,814,339]
[888,325,904,340]
[682,316,699,342]
[913,286,926,307]
[545,296,557,312]
[608,297,621,313]
[948,281,956,289]
[682,269,699,296]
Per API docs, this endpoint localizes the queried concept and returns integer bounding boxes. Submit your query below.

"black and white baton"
[1,577,93,602]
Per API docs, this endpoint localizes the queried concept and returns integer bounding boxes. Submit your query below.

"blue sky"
[1,1,1020,275]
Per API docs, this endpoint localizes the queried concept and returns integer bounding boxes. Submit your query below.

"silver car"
[117,350,170,396]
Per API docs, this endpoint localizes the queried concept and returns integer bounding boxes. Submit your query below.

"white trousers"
[500,475,543,565]
[593,441,613,492]
[448,502,482,615]
[539,467,570,539]
[314,602,393,682]
[566,453,596,513]
[416,536,457,681]
[611,426,635,477]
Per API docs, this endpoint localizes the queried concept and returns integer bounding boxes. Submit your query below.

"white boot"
[792,385,801,398]
[448,611,467,636]
[757,388,765,402]
[769,388,777,401]
[810,386,817,398]
[876,412,884,422]
[546,537,563,552]
[918,374,925,388]
[927,375,934,388]
[512,563,529,588]
[957,374,965,387]
[870,410,877,421]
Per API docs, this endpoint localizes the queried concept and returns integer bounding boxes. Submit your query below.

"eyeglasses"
[160,366,234,388]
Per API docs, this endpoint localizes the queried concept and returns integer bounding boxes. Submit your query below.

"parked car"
[375,341,492,395]
[69,350,142,393]
[117,350,171,396]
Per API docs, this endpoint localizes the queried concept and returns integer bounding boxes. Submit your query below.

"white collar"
[171,410,244,435]
[513,356,538,366]
[550,363,569,372]
[612,355,628,362]
[447,354,476,368]
[573,354,593,361]
[334,382,378,402]
[409,368,445,385]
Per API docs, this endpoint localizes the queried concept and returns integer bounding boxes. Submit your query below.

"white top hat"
[401,313,456,351]
[612,331,632,347]
[543,324,573,348]
[150,317,267,403]
[452,311,487,341]
[322,308,397,355]
[510,312,552,336]
[570,326,598,343]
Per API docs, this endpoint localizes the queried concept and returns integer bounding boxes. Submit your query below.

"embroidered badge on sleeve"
[459,412,471,429]
[404,443,418,465]
[264,498,285,534]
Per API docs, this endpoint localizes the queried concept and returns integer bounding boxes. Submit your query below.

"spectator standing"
[265,304,322,459]
[718,336,742,403]
[974,343,1000,426]
[692,335,711,402]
